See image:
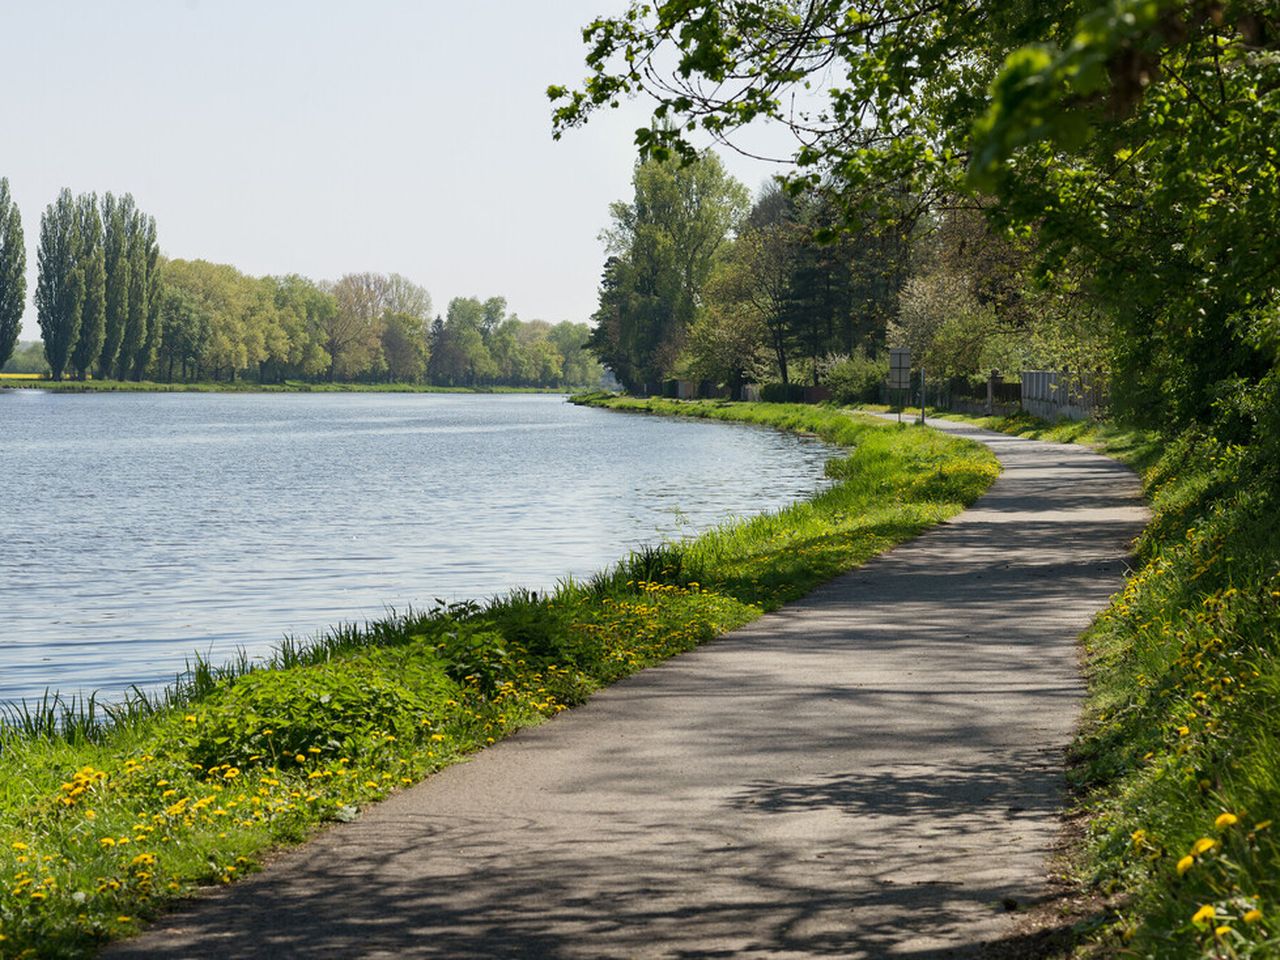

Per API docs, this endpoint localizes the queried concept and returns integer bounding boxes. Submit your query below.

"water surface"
[0,392,836,705]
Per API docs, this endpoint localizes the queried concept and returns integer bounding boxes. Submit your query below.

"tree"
[548,321,602,387]
[154,285,211,382]
[0,178,25,371]
[381,311,428,382]
[98,193,133,377]
[429,296,497,386]
[118,208,156,380]
[325,273,388,380]
[589,151,748,389]
[70,194,105,380]
[35,189,83,382]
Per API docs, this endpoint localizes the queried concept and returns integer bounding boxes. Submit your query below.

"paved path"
[107,417,1148,959]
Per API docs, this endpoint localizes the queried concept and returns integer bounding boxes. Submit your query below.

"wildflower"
[295,754,307,764]
[1215,812,1238,829]
[223,767,240,780]
[1177,855,1195,875]
[1192,837,1217,855]
[1243,909,1262,923]
[1255,820,1272,831]
[10,842,27,851]
[99,837,116,847]
[1215,925,1231,937]
[1177,725,1190,736]
[1192,905,1216,927]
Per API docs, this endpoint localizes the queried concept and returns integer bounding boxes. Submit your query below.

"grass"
[0,396,998,958]
[904,406,1279,958]
[0,377,575,394]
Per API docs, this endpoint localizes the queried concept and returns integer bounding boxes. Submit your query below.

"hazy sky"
[1,1,793,339]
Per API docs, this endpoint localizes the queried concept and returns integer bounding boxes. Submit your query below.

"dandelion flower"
[1192,837,1217,855]
[1192,905,1216,927]
[1215,812,1239,829]
[1176,855,1195,875]
[1214,925,1231,937]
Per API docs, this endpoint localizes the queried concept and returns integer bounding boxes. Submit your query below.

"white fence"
[1020,370,1107,421]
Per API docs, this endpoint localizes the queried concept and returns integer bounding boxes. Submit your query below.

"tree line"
[587,149,1054,405]
[0,184,602,389]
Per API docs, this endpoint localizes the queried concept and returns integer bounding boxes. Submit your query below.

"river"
[0,391,837,706]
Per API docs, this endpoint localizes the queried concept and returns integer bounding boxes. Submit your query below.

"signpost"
[889,348,911,421]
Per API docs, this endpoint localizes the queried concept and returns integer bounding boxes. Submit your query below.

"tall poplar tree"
[35,189,83,382]
[0,177,25,371]
[98,192,132,378]
[70,194,105,380]
[117,208,151,380]
[138,216,161,378]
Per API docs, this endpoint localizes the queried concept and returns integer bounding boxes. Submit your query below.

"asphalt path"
[106,415,1148,959]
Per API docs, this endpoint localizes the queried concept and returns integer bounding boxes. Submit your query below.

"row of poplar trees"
[35,188,159,381]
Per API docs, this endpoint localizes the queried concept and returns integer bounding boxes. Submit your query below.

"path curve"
[106,416,1148,959]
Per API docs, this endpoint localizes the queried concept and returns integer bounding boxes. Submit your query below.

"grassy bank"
[911,408,1278,957]
[0,376,572,394]
[0,398,997,958]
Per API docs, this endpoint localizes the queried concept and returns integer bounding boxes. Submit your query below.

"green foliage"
[1068,411,1280,956]
[822,350,889,405]
[69,194,105,381]
[98,193,132,378]
[35,189,84,382]
[588,151,749,391]
[0,178,25,372]
[177,652,460,769]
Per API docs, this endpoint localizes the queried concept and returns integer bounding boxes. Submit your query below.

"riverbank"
[0,376,573,394]
[869,406,1279,958]
[0,400,998,957]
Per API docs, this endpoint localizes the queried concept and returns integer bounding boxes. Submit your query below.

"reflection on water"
[0,392,836,704]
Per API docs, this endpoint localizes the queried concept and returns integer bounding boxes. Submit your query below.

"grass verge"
[905,407,1279,958]
[0,397,998,958]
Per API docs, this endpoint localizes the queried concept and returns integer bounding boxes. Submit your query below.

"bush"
[821,351,889,405]
[760,382,809,403]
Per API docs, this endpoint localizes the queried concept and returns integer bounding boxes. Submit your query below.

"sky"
[0,1,795,339]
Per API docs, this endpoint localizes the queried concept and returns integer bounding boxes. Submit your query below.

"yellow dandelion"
[295,754,307,764]
[1214,925,1231,937]
[99,837,116,847]
[223,768,240,780]
[1215,812,1238,829]
[1192,837,1217,855]
[1243,908,1263,923]
[1192,905,1216,927]
[1255,820,1272,831]
[1176,855,1195,875]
